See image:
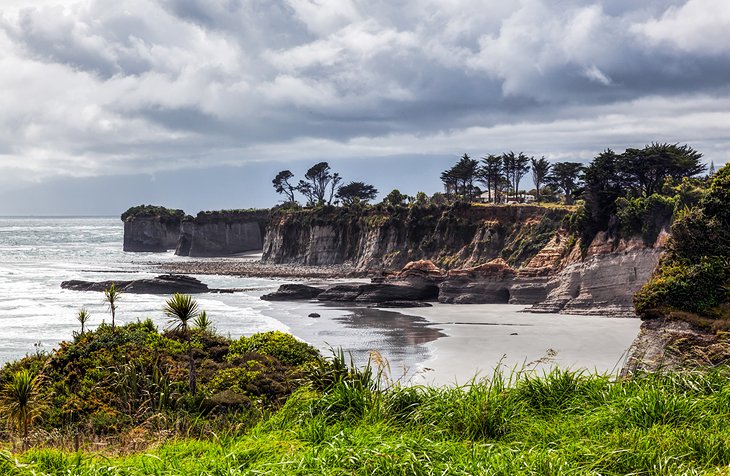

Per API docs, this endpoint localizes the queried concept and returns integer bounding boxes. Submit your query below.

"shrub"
[227,332,319,366]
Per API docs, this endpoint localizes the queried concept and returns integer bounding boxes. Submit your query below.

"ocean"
[0,216,441,375]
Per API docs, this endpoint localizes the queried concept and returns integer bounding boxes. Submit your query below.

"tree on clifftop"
[621,143,705,196]
[549,162,584,205]
[531,156,551,203]
[297,162,342,206]
[336,181,379,206]
[272,170,297,203]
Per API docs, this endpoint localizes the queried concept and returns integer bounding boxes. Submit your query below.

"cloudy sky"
[0,0,728,215]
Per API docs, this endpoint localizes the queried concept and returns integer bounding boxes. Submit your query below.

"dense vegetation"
[120,205,186,222]
[4,352,730,474]
[0,320,319,452]
[635,163,730,321]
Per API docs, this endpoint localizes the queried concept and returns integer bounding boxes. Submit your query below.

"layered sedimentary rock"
[438,258,516,304]
[262,204,568,271]
[121,206,186,252]
[526,233,664,317]
[180,210,268,257]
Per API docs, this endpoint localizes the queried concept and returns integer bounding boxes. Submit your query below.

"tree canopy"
[336,181,379,206]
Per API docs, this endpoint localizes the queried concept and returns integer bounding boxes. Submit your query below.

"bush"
[634,256,729,316]
[227,332,319,366]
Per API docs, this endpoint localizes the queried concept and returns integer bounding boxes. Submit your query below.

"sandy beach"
[397,303,642,386]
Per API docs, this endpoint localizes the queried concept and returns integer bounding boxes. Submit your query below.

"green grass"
[5,367,730,475]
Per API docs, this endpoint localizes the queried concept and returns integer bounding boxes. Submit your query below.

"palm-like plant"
[77,308,90,334]
[164,293,200,396]
[103,283,121,329]
[0,370,43,451]
[193,310,214,334]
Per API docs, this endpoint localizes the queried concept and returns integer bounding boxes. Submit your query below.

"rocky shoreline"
[152,259,362,279]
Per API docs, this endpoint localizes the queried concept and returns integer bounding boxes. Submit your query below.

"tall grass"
[5,362,730,475]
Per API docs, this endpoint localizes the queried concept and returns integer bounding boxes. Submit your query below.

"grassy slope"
[5,369,730,475]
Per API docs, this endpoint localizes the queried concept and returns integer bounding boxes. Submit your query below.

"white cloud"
[0,0,728,188]
[633,0,730,54]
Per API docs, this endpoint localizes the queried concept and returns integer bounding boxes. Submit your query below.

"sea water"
[0,217,439,375]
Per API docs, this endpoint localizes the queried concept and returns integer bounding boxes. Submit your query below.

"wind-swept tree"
[549,162,584,204]
[620,143,705,196]
[103,283,121,330]
[500,152,531,199]
[0,369,44,450]
[297,162,341,206]
[272,170,297,203]
[336,181,378,206]
[164,294,200,396]
[531,156,551,203]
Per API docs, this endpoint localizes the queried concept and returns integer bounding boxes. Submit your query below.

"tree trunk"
[187,332,197,396]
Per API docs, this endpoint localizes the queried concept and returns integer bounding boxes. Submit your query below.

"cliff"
[261,204,667,316]
[122,206,268,256]
[176,209,269,257]
[262,204,569,271]
[121,205,186,252]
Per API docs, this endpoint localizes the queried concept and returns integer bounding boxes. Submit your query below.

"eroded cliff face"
[520,232,666,317]
[176,210,268,257]
[122,206,268,256]
[262,204,569,271]
[122,215,182,252]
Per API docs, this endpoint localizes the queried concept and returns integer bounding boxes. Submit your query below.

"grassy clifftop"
[120,205,187,222]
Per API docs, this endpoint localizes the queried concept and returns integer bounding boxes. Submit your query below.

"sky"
[0,0,728,215]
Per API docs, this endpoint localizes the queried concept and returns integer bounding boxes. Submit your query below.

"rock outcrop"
[438,258,516,304]
[261,284,325,301]
[317,281,440,303]
[525,233,664,317]
[62,275,210,294]
[176,210,269,257]
[121,205,186,252]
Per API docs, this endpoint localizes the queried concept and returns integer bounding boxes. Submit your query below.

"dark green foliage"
[381,189,409,207]
[635,164,730,318]
[440,153,480,200]
[228,331,319,367]
[336,181,379,206]
[272,170,297,203]
[548,162,583,204]
[120,204,186,222]
[616,194,676,245]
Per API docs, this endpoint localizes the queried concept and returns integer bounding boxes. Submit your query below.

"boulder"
[317,282,439,303]
[61,274,210,294]
[260,284,326,301]
[397,260,446,279]
[369,301,433,308]
[438,277,512,304]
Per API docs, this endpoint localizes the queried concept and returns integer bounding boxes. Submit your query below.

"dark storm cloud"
[0,0,728,207]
